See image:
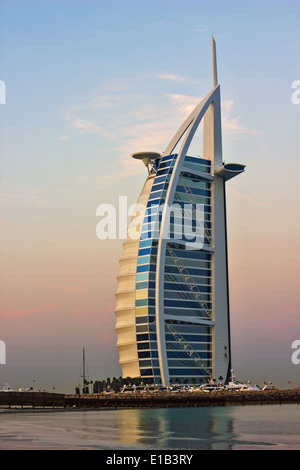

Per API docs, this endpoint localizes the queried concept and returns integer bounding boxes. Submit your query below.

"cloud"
[64,285,86,293]
[60,108,117,140]
[58,94,127,141]
[85,95,124,110]
[167,94,260,135]
[266,320,300,341]
[61,87,260,188]
[221,99,261,134]
[42,283,86,293]
[158,74,200,85]
[192,26,216,33]
[167,93,202,116]
[0,185,49,208]
[226,185,264,207]
[284,304,298,314]
[259,303,300,340]
[2,305,52,318]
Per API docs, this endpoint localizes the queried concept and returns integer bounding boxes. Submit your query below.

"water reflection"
[1,404,299,449]
[117,407,236,449]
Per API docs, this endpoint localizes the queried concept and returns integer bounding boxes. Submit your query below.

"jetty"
[1,389,300,410]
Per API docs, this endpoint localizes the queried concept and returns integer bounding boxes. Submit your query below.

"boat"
[144,385,168,394]
[103,388,115,395]
[226,380,260,391]
[0,382,14,392]
[79,347,91,394]
[239,383,260,391]
[225,370,260,391]
[189,386,203,392]
[133,385,148,394]
[120,385,137,394]
[198,383,225,392]
[261,381,277,391]
[169,385,184,393]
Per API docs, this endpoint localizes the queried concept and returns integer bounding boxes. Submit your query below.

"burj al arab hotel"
[115,38,245,386]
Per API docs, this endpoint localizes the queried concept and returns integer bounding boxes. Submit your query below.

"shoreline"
[1,389,300,410]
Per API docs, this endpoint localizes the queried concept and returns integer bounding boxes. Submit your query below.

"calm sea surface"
[0,404,300,450]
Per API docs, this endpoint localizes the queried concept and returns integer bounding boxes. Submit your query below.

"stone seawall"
[1,390,300,409]
[65,390,300,409]
[0,391,65,409]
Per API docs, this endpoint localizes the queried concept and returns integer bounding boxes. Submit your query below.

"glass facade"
[135,153,214,385]
[115,41,245,386]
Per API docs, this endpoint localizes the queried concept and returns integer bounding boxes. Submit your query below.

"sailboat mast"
[82,347,85,392]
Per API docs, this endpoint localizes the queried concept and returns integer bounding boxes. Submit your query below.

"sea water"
[0,404,299,450]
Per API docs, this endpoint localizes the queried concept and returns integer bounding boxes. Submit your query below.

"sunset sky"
[0,0,299,393]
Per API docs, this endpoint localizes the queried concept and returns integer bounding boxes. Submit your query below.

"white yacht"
[0,382,14,392]
[225,370,260,391]
[198,383,225,392]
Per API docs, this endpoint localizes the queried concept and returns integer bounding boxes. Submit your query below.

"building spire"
[212,35,218,87]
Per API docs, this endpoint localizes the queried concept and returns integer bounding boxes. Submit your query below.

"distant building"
[115,38,245,386]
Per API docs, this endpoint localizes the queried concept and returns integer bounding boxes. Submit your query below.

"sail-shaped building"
[115,38,245,386]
